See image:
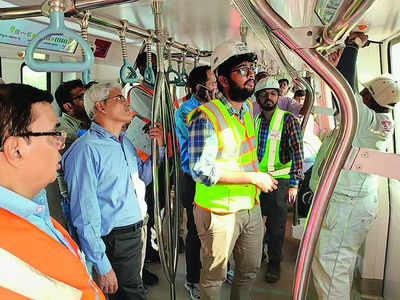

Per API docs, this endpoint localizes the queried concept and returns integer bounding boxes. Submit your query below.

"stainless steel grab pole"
[151,1,179,299]
[249,1,359,299]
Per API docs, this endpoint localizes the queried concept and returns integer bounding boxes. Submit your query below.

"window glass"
[21,63,48,90]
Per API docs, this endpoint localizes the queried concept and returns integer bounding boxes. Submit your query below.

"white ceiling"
[2,0,400,54]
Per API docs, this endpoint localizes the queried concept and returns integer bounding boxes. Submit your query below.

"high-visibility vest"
[255,107,292,179]
[0,209,105,300]
[187,99,259,213]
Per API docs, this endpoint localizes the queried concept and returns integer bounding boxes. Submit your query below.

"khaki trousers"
[193,204,263,300]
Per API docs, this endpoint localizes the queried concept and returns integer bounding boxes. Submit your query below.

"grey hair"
[84,81,122,121]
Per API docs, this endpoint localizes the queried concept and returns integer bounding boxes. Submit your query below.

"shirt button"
[35,206,44,213]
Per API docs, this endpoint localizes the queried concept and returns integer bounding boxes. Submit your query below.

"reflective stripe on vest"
[188,99,259,213]
[0,209,105,300]
[256,107,291,178]
[0,248,82,300]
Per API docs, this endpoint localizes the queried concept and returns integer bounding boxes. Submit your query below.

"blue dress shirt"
[62,122,154,275]
[174,95,203,175]
[0,187,76,255]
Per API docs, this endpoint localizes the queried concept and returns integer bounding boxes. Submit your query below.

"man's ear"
[95,101,106,113]
[63,102,73,113]
[2,137,24,167]
[218,75,229,88]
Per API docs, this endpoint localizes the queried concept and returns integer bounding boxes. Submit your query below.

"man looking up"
[0,83,104,299]
[254,77,304,283]
[187,40,277,300]
[62,82,164,300]
[175,65,217,300]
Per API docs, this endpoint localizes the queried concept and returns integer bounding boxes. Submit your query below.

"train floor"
[146,212,318,300]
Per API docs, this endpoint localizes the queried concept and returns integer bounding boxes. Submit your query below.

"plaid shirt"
[256,112,304,186]
[188,96,251,186]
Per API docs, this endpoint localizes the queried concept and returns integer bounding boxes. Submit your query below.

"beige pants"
[194,205,263,300]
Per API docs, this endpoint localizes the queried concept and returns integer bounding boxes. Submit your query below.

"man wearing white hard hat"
[187,40,278,300]
[311,33,400,300]
[254,77,304,283]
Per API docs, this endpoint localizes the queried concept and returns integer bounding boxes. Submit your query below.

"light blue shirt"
[174,95,203,175]
[0,187,76,254]
[62,122,154,275]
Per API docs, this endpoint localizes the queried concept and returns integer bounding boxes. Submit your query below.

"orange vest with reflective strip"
[0,209,105,300]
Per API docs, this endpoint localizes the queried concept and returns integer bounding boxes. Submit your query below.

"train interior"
[1,0,400,299]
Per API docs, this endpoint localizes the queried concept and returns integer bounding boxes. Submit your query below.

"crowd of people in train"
[0,30,400,300]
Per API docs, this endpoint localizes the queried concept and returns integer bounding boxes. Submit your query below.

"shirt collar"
[0,186,45,219]
[90,122,125,141]
[61,113,86,128]
[219,94,250,119]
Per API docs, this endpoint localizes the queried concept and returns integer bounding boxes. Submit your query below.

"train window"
[20,62,51,92]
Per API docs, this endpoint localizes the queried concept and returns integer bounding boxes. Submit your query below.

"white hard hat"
[362,74,400,109]
[211,40,257,73]
[255,77,280,93]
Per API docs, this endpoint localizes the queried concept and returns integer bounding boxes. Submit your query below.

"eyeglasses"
[71,93,85,101]
[102,94,127,103]
[258,90,278,97]
[231,65,258,77]
[18,131,67,149]
[0,131,67,152]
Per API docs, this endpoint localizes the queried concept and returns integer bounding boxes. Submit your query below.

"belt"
[109,220,144,235]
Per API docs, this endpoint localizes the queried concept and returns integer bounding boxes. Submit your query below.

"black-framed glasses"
[18,131,67,149]
[71,93,85,101]
[0,131,67,152]
[231,65,258,77]
[258,90,279,97]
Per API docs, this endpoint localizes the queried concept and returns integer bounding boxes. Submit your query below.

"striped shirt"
[188,96,251,186]
[256,112,304,186]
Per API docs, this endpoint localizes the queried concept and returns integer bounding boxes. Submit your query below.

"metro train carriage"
[0,0,400,299]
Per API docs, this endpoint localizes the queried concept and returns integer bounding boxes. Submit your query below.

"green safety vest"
[255,106,292,179]
[187,99,259,213]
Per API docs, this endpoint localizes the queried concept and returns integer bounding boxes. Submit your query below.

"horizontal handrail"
[25,10,94,72]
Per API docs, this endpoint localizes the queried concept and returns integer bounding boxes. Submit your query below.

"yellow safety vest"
[187,99,259,213]
[255,107,292,179]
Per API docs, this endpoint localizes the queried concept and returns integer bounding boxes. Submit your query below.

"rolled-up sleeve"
[188,114,220,186]
[62,144,112,275]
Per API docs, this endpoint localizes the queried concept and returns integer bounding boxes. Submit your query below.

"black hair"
[188,65,211,91]
[216,53,257,92]
[84,81,98,90]
[55,79,84,113]
[294,90,306,98]
[0,84,53,148]
[278,78,289,85]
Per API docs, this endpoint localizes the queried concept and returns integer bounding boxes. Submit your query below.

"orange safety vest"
[0,209,105,300]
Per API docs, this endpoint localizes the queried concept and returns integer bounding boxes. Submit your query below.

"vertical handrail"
[151,1,179,300]
[80,10,91,84]
[249,1,359,299]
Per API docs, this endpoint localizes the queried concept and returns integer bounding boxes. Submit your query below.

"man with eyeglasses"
[62,82,164,300]
[55,79,91,152]
[186,40,278,300]
[254,77,304,283]
[0,83,105,299]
